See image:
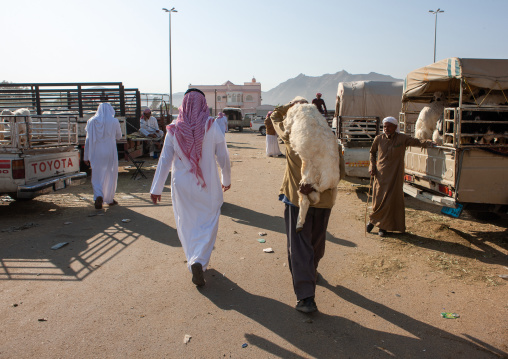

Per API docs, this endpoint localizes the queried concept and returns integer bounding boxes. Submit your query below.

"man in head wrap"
[264,111,283,157]
[214,112,228,134]
[312,92,327,116]
[150,88,231,287]
[140,108,164,157]
[367,117,434,237]
[84,103,123,209]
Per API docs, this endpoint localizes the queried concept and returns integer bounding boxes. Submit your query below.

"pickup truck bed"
[404,146,508,206]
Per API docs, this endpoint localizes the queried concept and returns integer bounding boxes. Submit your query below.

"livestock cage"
[0,82,142,136]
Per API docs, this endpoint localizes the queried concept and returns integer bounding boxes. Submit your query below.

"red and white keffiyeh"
[167,91,213,187]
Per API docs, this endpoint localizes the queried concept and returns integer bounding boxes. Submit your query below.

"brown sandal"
[108,199,118,206]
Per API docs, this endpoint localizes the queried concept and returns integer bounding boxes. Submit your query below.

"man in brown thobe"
[367,117,433,237]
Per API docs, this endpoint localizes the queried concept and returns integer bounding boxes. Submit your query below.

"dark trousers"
[284,204,331,300]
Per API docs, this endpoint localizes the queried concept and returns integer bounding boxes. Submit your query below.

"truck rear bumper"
[17,172,87,199]
[403,184,457,207]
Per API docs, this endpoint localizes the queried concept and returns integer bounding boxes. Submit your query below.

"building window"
[245,95,253,102]
[226,92,243,104]
[217,96,221,102]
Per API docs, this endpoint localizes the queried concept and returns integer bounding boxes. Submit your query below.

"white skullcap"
[382,116,400,133]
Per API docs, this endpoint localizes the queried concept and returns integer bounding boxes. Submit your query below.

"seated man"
[139,108,163,157]
[140,108,164,139]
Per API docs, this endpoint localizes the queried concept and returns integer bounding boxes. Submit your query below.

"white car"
[250,116,266,136]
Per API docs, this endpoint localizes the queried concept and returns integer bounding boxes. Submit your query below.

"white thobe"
[150,120,231,272]
[84,118,122,203]
[140,116,163,138]
[215,116,228,134]
[266,134,282,157]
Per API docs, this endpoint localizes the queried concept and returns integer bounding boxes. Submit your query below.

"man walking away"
[264,111,283,157]
[84,103,122,209]
[215,112,228,134]
[150,89,231,287]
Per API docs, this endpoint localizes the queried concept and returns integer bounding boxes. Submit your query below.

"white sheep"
[415,92,445,140]
[476,92,507,106]
[283,99,341,231]
[432,115,444,145]
[12,108,32,146]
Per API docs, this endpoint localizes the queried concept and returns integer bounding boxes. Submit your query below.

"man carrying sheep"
[270,98,336,313]
[367,117,434,237]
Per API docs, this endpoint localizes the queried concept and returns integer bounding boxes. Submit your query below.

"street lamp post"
[429,8,444,63]
[163,7,177,124]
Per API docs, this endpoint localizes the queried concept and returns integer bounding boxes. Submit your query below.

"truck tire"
[260,126,266,136]
[238,126,243,132]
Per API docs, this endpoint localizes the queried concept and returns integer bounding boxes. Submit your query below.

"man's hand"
[369,167,377,177]
[84,160,90,166]
[150,194,161,204]
[299,183,315,195]
[222,184,231,192]
[149,134,157,138]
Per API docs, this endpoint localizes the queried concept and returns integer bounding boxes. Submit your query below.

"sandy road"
[1,130,507,358]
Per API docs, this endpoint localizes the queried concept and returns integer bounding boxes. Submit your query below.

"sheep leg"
[308,190,320,205]
[297,192,310,232]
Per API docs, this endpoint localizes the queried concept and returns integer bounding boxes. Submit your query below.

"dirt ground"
[1,130,507,358]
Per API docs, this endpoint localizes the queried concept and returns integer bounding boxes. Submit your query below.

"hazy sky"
[1,0,507,94]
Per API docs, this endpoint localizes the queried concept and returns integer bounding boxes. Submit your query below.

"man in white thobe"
[215,112,228,134]
[140,108,164,157]
[84,103,122,209]
[150,89,231,287]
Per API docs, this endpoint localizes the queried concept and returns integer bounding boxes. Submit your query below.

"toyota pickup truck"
[0,113,86,200]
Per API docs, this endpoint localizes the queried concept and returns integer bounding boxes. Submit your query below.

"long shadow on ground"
[201,269,502,358]
[222,203,356,248]
[0,195,179,282]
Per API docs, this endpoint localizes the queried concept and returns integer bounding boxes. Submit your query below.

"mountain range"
[171,70,401,108]
[261,71,401,107]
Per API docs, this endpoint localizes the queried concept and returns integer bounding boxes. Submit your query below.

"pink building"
[188,78,261,116]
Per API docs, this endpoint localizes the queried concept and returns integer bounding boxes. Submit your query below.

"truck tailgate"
[405,147,455,186]
[405,147,508,205]
[457,149,508,204]
[343,147,370,178]
[24,151,80,183]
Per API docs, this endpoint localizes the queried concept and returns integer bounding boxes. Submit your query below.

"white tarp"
[337,81,403,119]
[403,58,508,101]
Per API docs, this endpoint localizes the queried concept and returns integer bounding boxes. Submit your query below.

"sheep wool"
[12,108,31,146]
[284,103,341,230]
[414,92,445,140]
